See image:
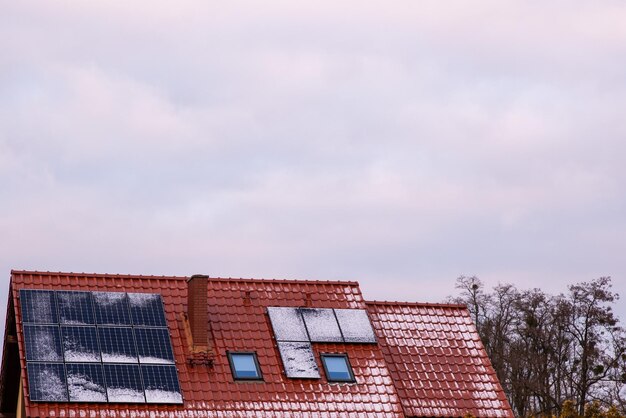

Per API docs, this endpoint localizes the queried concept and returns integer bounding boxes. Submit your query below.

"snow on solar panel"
[103,364,145,403]
[128,293,167,327]
[66,364,107,402]
[135,328,175,364]
[267,307,309,341]
[98,327,138,363]
[20,290,57,324]
[61,326,101,362]
[21,289,182,404]
[57,291,95,325]
[334,309,377,343]
[277,341,320,378]
[141,365,183,404]
[27,363,68,402]
[93,292,131,325]
[23,325,63,361]
[300,308,343,342]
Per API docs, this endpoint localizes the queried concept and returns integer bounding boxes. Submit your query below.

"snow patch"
[93,292,126,307]
[101,353,137,363]
[145,389,183,404]
[277,341,320,378]
[106,387,145,403]
[139,356,174,365]
[65,350,100,362]
[22,290,56,323]
[26,326,62,361]
[67,373,107,402]
[334,309,377,343]
[267,307,308,342]
[128,293,160,308]
[29,365,68,401]
[300,308,343,342]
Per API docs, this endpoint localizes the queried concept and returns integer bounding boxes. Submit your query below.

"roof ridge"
[10,270,360,286]
[204,277,360,286]
[365,300,467,309]
[11,270,187,280]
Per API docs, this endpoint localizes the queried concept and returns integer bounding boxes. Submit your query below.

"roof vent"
[185,275,213,365]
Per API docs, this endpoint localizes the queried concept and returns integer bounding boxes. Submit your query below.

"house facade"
[0,270,513,417]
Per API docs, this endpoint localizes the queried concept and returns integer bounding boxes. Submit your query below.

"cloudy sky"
[1,1,626,324]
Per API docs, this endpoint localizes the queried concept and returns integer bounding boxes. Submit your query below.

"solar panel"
[61,326,101,362]
[66,363,107,402]
[103,364,145,403]
[27,363,68,402]
[57,291,95,325]
[128,293,167,327]
[23,325,63,361]
[20,290,57,324]
[141,365,183,404]
[277,341,320,378]
[334,309,377,343]
[267,307,309,341]
[98,327,138,363]
[22,289,182,404]
[93,292,131,325]
[135,328,175,364]
[300,308,343,342]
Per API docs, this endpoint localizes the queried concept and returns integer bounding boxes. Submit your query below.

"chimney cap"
[188,274,209,282]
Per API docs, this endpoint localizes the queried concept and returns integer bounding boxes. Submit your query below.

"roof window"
[228,352,263,380]
[321,354,355,383]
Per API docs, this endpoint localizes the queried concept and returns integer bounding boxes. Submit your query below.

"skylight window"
[321,354,355,383]
[227,352,263,380]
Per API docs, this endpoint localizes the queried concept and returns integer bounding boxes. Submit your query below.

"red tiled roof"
[7,271,404,417]
[366,301,514,417]
[3,270,513,417]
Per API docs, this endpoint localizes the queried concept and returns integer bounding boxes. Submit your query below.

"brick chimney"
[187,274,209,349]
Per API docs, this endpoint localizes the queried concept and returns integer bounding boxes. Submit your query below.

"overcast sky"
[2,1,626,326]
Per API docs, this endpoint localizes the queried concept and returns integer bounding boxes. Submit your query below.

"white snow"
[101,353,138,363]
[334,309,377,343]
[67,373,107,402]
[144,389,183,404]
[106,387,145,403]
[139,356,174,365]
[267,307,309,341]
[27,326,62,361]
[128,293,160,308]
[65,349,100,362]
[93,292,126,307]
[31,291,56,323]
[63,331,100,362]
[300,308,343,342]
[58,292,92,324]
[32,366,68,401]
[277,341,320,378]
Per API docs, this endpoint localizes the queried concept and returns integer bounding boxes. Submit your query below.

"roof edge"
[10,270,360,286]
[366,300,467,309]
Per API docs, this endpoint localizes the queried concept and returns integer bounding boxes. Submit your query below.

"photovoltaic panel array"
[267,307,377,379]
[20,289,182,404]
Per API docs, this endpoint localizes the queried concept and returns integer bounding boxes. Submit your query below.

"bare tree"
[451,276,626,417]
